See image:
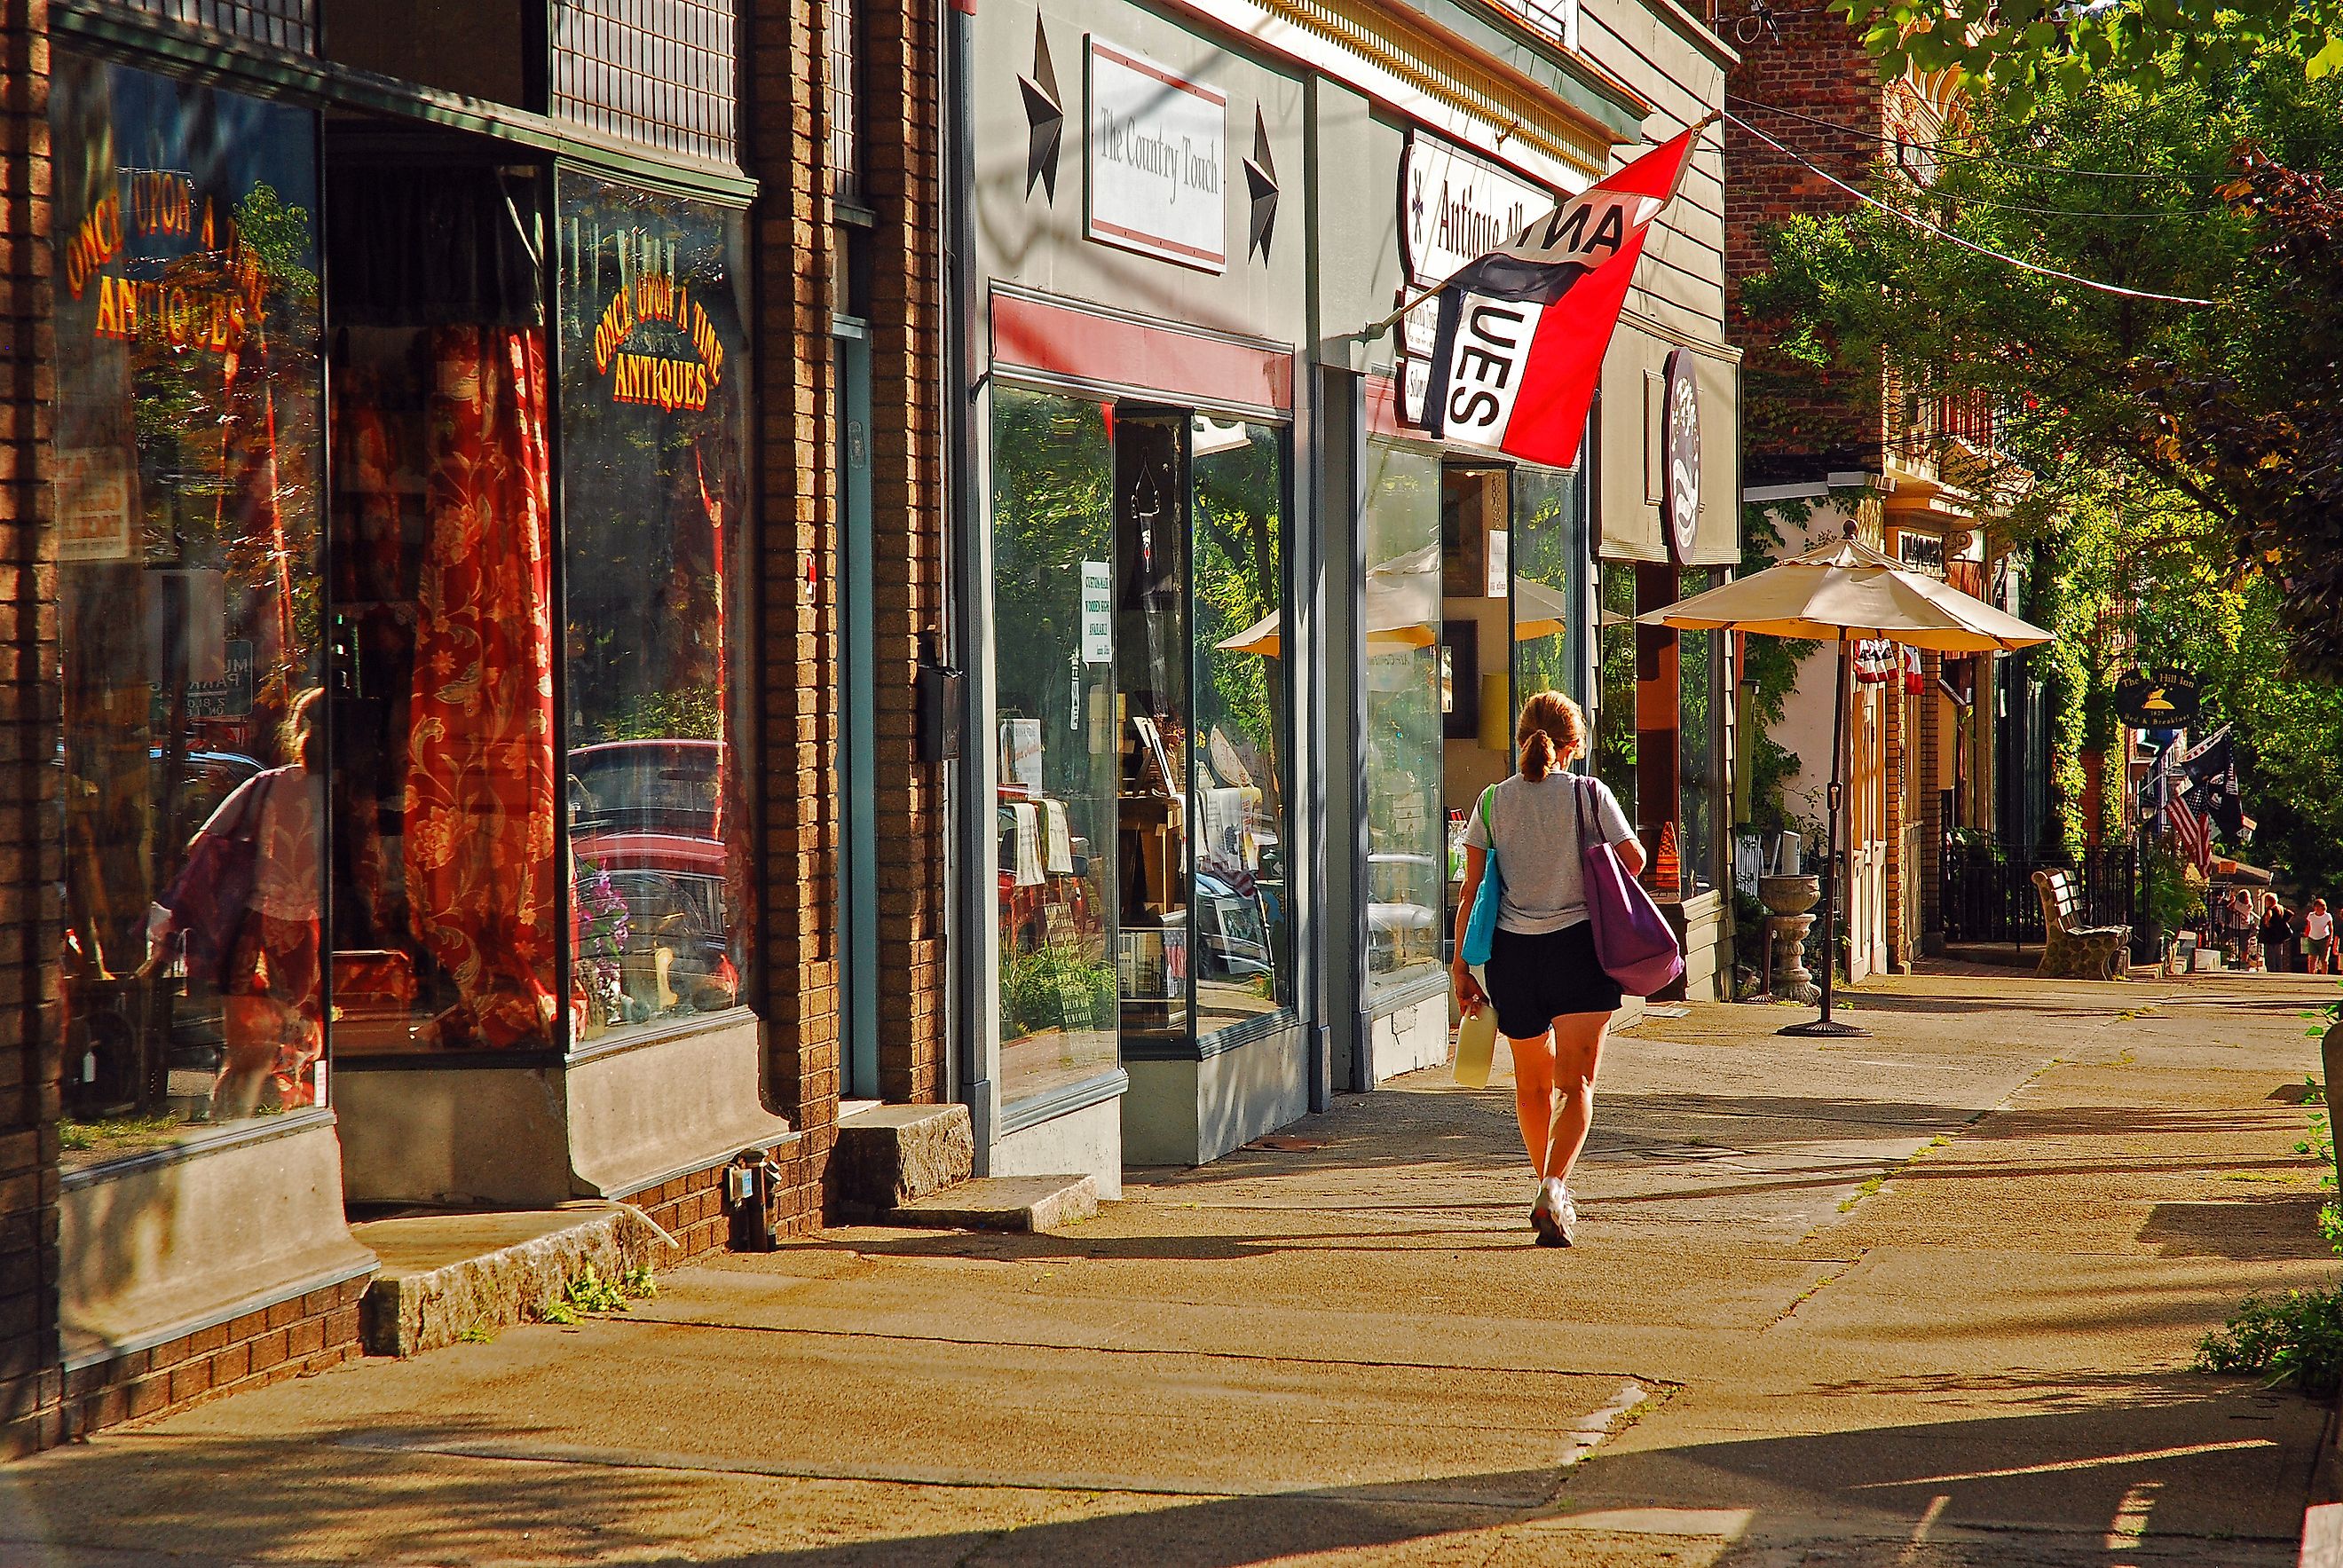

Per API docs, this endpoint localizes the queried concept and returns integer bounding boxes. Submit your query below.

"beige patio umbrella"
[1639,532,2053,1036]
[1218,552,1443,657]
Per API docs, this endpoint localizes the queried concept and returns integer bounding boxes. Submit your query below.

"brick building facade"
[1724,9,2026,972]
[0,0,915,1459]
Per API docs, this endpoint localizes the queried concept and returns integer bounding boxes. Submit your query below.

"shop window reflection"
[1189,417,1291,1042]
[324,159,563,1053]
[990,389,1120,1104]
[1361,440,1442,989]
[1679,566,1720,895]
[1595,562,1638,823]
[556,175,756,1046]
[51,59,327,1165]
[1511,463,1583,713]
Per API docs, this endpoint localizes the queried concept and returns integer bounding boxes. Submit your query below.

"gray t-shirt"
[1463,773,1636,934]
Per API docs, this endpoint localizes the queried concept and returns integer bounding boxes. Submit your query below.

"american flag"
[2169,792,2213,871]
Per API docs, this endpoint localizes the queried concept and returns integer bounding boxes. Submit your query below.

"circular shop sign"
[1663,348,1701,562]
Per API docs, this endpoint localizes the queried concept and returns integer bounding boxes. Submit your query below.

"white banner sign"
[1080,560,1113,664]
[1400,132,1553,290]
[1086,39,1227,272]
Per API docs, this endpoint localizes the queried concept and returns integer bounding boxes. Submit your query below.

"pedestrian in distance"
[1450,689,1644,1248]
[2307,897,2335,976]
[2261,892,2298,975]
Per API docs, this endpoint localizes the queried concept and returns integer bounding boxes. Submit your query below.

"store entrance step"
[885,1174,1100,1233]
[352,1202,672,1358]
[834,1102,976,1218]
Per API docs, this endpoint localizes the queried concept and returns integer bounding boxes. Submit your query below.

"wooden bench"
[2031,868,2131,981]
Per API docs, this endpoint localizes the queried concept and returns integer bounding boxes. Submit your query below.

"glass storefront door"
[986,389,1294,1108]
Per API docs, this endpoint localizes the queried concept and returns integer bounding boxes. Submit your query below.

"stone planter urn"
[1758,874,1822,1004]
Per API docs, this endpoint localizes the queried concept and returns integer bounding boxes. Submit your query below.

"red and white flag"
[2169,792,2212,872]
[1421,122,1706,468]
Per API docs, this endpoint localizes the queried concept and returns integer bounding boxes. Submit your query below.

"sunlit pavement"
[3,967,2337,1566]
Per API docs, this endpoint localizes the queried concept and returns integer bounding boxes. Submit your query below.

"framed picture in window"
[1441,620,1479,739]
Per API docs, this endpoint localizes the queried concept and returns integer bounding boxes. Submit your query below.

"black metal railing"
[1939,839,2135,946]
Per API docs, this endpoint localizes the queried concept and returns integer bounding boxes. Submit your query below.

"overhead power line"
[1724,109,2221,307]
[1727,94,2181,181]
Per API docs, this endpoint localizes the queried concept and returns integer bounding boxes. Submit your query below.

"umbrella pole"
[1782,635,1870,1038]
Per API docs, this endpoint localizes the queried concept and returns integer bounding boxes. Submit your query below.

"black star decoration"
[1021,19,1064,201]
[1244,109,1279,261]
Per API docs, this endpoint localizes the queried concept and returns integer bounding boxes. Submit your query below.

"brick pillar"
[746,0,841,1227]
[0,0,61,1460]
[861,0,949,1105]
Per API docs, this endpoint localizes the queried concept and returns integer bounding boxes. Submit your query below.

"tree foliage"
[1742,49,2343,887]
[1740,51,2343,677]
[1834,0,2343,116]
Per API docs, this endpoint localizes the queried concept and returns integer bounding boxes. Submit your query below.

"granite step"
[834,1102,975,1218]
[353,1202,673,1358]
[884,1174,1099,1233]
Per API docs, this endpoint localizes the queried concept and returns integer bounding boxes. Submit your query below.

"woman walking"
[2261,893,2298,975]
[1450,690,1643,1247]
[2307,897,2334,976]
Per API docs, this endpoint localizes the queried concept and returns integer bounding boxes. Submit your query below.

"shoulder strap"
[1573,771,1592,840]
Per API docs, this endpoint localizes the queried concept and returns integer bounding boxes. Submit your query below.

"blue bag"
[1460,785,1504,968]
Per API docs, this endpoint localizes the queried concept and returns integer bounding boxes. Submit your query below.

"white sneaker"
[1532,1177,1566,1247]
[1547,1178,1578,1247]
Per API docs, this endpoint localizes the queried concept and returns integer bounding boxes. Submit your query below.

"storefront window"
[51,59,327,1162]
[1361,440,1441,990]
[556,174,757,1046]
[1680,567,1720,895]
[324,154,563,1055]
[1189,418,1291,1042]
[1511,464,1583,713]
[990,388,1120,1104]
[1595,563,1637,821]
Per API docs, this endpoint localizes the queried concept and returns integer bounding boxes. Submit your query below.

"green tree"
[1741,53,2343,676]
[1833,0,2343,114]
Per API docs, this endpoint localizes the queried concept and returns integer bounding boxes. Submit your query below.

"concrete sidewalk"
[2,969,2337,1566]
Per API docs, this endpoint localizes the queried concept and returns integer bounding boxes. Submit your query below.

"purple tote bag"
[1574,778,1685,997]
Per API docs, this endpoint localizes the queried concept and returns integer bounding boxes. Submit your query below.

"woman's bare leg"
[1541,1011,1610,1185]
[1510,1030,1559,1175]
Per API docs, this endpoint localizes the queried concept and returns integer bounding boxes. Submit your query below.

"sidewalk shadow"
[0,1384,2313,1565]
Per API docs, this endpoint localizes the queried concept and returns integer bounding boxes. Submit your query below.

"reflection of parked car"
[570,738,722,837]
[1195,863,1273,981]
[569,740,738,1016]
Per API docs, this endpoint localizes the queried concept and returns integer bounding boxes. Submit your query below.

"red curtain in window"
[406,327,560,1048]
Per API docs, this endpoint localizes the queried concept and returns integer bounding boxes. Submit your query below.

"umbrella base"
[1778,1017,1871,1038]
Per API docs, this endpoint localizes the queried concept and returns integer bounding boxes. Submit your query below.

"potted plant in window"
[575,865,631,1040]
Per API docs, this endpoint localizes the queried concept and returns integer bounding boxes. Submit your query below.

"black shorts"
[1484,922,1622,1039]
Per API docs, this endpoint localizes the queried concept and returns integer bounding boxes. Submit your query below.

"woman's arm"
[1449,844,1488,1012]
[1613,834,1648,879]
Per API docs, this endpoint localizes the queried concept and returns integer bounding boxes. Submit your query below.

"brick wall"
[620,1134,815,1256]
[0,0,60,1464]
[746,0,844,1214]
[858,0,949,1109]
[59,1277,365,1441]
[1724,12,1886,479]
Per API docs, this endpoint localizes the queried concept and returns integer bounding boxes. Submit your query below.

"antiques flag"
[2180,725,2246,841]
[1420,122,1705,467]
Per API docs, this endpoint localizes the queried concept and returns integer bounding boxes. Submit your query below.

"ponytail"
[1519,729,1557,781]
[1514,689,1586,783]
